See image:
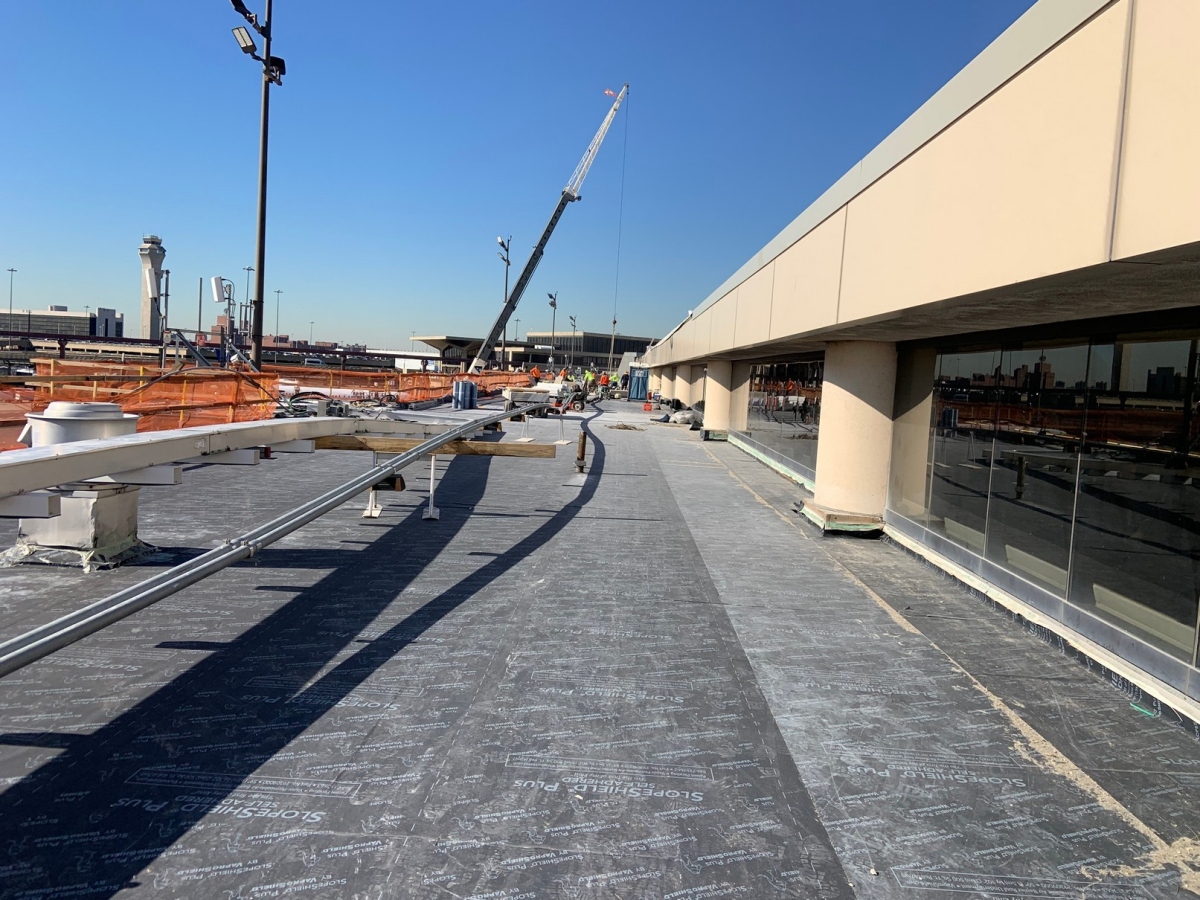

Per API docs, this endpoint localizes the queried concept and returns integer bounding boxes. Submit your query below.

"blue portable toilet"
[628,367,649,401]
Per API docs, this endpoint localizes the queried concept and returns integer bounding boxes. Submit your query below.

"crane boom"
[469,84,628,373]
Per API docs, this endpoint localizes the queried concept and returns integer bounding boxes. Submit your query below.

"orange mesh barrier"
[935,400,1199,450]
[0,361,534,452]
[26,359,279,432]
[0,389,38,451]
[264,366,531,404]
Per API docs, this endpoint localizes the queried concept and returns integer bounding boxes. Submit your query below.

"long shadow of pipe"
[0,414,606,897]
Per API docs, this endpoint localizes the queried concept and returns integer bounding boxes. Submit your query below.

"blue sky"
[1,0,1036,349]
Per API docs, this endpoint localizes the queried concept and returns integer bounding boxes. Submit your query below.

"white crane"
[469,84,629,373]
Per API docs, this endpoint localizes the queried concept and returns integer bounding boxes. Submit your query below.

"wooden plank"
[314,435,556,458]
[3,375,163,384]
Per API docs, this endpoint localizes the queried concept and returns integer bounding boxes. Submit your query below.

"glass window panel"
[982,345,1088,596]
[741,360,822,474]
[1069,339,1200,661]
[888,348,938,524]
[927,351,1001,554]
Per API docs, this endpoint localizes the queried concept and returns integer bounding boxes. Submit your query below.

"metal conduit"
[0,401,549,679]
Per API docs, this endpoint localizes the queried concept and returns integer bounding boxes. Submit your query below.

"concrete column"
[649,367,664,396]
[730,362,753,432]
[677,364,705,407]
[888,346,938,520]
[661,366,677,401]
[806,341,898,532]
[703,361,733,432]
[675,365,694,407]
[690,365,706,407]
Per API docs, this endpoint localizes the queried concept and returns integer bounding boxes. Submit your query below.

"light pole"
[230,0,286,370]
[497,236,510,370]
[547,292,557,369]
[568,315,577,370]
[273,289,282,362]
[514,318,520,342]
[160,269,171,365]
[309,321,314,345]
[241,264,253,309]
[410,331,415,350]
[6,268,15,339]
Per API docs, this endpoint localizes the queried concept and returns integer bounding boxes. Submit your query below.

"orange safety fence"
[264,365,531,404]
[5,359,280,435]
[0,360,535,451]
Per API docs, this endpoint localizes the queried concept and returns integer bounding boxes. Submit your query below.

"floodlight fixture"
[232,26,258,55]
[228,0,285,367]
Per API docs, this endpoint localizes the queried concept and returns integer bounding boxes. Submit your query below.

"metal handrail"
[0,401,549,678]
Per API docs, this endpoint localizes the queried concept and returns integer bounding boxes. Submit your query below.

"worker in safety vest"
[599,372,610,388]
[559,367,569,381]
[529,365,542,381]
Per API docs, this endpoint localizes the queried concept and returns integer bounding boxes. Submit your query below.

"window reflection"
[928,351,1000,554]
[741,359,823,474]
[1071,339,1200,661]
[912,338,1200,665]
[983,345,1088,595]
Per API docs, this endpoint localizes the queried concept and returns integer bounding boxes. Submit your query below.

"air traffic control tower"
[138,234,165,342]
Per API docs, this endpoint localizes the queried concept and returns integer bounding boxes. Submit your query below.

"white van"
[303,357,327,367]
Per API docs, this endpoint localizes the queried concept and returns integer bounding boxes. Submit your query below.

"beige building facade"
[644,0,1200,704]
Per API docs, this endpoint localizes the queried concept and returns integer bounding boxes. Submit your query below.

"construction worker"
[529,364,542,382]
[559,367,569,381]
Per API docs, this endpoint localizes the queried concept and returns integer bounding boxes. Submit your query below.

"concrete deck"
[0,401,1197,898]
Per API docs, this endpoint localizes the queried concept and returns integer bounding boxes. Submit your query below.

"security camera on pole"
[229,0,286,371]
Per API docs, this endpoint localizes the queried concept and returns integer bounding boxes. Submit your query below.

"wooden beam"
[315,435,556,458]
[3,375,162,384]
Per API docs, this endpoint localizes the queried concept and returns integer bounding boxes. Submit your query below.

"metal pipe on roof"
[0,401,549,679]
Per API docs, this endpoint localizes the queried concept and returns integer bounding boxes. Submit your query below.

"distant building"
[1145,366,1182,397]
[413,332,654,371]
[0,306,124,338]
[525,331,654,370]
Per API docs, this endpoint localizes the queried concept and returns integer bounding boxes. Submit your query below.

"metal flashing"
[883,507,1200,710]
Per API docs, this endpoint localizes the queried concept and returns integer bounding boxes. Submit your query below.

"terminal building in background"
[0,306,124,338]
[524,330,654,371]
[642,0,1200,701]
[415,332,653,371]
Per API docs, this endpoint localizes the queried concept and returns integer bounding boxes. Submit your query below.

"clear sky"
[1,0,1036,349]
